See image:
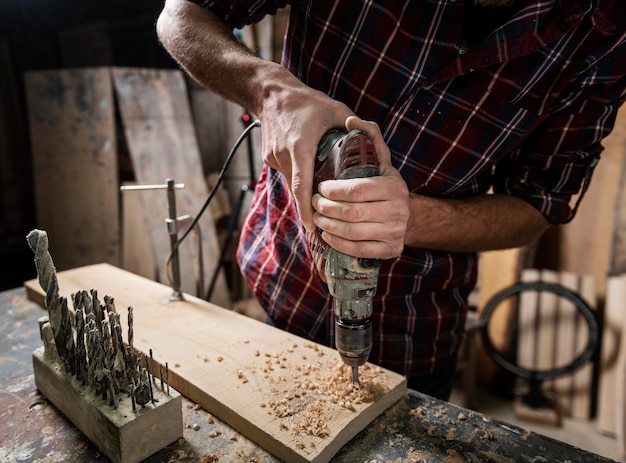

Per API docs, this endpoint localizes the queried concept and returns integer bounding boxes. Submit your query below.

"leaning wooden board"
[24,68,120,271]
[111,68,229,307]
[25,263,407,463]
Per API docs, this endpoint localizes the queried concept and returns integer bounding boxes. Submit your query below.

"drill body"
[310,129,380,383]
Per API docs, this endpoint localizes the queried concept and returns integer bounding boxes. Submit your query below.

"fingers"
[313,217,406,259]
[312,176,410,259]
[344,116,394,173]
[290,140,317,232]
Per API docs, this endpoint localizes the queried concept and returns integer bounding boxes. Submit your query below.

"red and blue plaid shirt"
[193,0,626,380]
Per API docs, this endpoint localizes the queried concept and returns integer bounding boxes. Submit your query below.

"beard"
[473,0,515,6]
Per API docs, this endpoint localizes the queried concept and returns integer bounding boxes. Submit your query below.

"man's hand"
[311,117,411,259]
[256,71,356,232]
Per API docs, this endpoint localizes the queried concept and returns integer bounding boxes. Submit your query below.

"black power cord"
[164,118,261,294]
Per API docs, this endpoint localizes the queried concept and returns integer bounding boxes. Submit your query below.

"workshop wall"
[0,0,176,291]
[0,0,287,293]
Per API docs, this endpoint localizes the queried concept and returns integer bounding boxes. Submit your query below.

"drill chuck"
[335,316,372,367]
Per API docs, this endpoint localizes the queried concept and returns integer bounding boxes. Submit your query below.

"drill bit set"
[27,229,182,463]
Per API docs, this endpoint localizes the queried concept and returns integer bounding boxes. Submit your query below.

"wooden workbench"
[0,286,617,463]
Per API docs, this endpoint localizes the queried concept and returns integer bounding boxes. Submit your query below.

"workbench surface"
[1,286,616,463]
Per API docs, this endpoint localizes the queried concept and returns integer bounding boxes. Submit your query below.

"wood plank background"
[112,67,228,307]
[517,269,596,420]
[24,68,120,270]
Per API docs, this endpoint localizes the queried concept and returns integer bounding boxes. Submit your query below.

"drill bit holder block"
[27,229,183,463]
[32,346,182,463]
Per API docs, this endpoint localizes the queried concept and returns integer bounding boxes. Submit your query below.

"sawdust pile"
[249,342,388,439]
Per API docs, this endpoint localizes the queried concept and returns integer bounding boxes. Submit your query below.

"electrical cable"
[163,119,261,289]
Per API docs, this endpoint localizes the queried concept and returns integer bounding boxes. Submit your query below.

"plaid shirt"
[195,0,626,380]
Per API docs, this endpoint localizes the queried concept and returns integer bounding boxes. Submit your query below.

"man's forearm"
[156,0,281,116]
[405,193,552,253]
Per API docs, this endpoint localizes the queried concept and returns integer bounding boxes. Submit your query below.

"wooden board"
[24,68,120,270]
[475,247,524,390]
[120,181,158,280]
[517,269,595,420]
[25,264,407,463]
[598,275,626,436]
[111,68,228,307]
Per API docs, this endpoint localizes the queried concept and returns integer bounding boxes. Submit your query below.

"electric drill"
[308,129,380,384]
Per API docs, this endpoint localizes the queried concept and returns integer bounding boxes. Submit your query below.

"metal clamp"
[120,179,204,301]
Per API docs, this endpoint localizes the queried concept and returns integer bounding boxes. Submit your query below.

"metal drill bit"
[352,366,359,384]
[26,230,66,364]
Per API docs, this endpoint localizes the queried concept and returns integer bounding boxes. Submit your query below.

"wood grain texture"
[517,269,595,420]
[24,68,120,270]
[476,247,524,389]
[598,275,626,436]
[111,67,228,306]
[25,264,407,463]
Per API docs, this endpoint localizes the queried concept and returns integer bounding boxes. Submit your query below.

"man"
[157,0,626,399]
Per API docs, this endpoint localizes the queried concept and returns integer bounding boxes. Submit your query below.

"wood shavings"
[200,454,220,463]
[236,369,249,383]
[208,429,222,438]
[256,357,386,440]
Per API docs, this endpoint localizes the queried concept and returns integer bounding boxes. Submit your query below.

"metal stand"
[120,179,204,301]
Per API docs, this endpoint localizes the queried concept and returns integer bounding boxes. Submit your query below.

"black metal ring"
[480,281,599,381]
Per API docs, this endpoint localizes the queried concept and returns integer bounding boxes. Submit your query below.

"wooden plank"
[24,68,120,270]
[187,79,229,175]
[518,268,540,373]
[553,271,577,417]
[476,247,524,389]
[120,181,157,280]
[535,270,559,395]
[517,269,596,420]
[610,153,626,275]
[571,273,595,420]
[25,263,407,463]
[617,280,626,457]
[599,275,626,435]
[111,68,228,307]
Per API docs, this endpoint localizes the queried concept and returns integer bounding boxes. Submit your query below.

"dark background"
[0,0,176,290]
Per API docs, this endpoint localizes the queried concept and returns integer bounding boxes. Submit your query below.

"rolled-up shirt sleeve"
[493,51,626,224]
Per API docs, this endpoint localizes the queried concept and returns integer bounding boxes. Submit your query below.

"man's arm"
[313,174,551,259]
[156,0,356,231]
[405,193,551,252]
